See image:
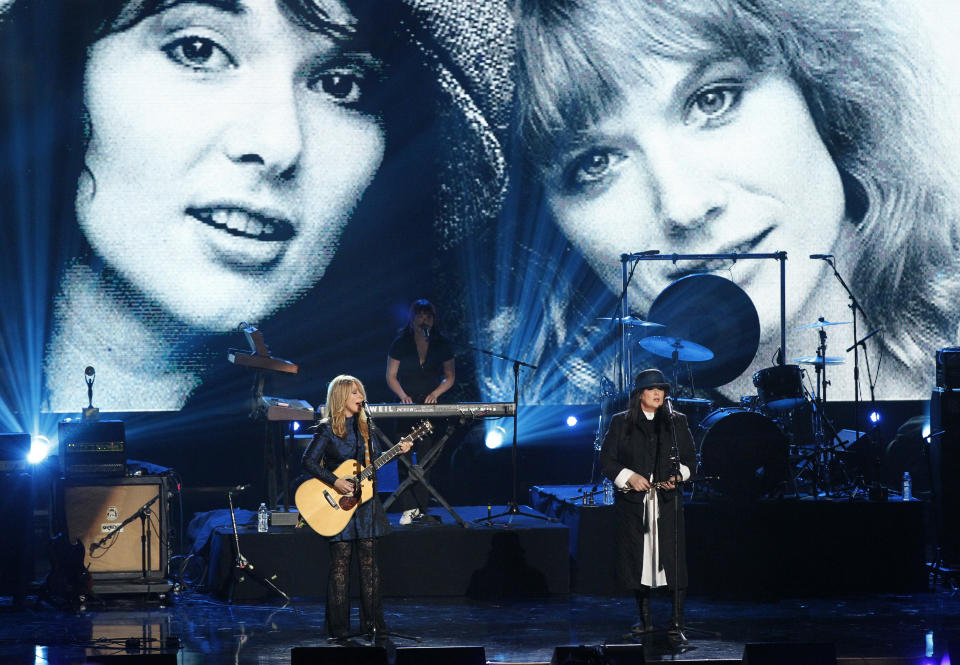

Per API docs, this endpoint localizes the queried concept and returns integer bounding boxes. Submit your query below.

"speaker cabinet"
[930,388,960,565]
[551,645,645,664]
[395,646,486,665]
[59,476,169,579]
[291,646,388,665]
[742,642,836,665]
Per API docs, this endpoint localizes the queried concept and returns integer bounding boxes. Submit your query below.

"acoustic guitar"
[296,420,433,536]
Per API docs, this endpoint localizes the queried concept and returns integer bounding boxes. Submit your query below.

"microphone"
[664,396,674,415]
[809,254,834,260]
[421,325,430,340]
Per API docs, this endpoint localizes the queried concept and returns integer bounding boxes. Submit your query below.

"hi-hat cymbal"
[596,316,665,328]
[794,319,852,330]
[793,356,845,366]
[639,336,714,362]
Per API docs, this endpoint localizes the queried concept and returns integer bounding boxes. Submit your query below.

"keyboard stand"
[380,418,470,528]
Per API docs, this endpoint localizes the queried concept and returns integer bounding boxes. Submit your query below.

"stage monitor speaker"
[551,644,645,664]
[290,646,388,665]
[395,646,486,665]
[742,642,836,665]
[84,655,178,664]
[61,476,168,579]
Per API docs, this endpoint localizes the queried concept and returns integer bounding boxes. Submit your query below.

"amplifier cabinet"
[930,388,960,566]
[59,476,169,580]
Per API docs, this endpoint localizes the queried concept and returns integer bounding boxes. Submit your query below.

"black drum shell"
[696,408,789,500]
[753,364,805,411]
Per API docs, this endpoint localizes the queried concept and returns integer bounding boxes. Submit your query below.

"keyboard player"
[385,299,454,525]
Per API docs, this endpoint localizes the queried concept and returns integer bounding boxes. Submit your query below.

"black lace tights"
[326,539,384,638]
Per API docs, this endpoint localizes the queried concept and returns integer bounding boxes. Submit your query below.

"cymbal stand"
[809,326,833,498]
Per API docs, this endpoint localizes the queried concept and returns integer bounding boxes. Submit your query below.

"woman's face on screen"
[77,0,386,329]
[542,55,846,339]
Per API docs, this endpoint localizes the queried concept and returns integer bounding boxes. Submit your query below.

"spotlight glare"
[566,415,578,427]
[485,425,506,449]
[292,421,300,432]
[27,435,52,464]
[869,411,881,424]
[922,422,931,440]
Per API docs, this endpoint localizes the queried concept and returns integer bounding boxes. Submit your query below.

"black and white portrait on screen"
[0,0,513,416]
[475,0,960,406]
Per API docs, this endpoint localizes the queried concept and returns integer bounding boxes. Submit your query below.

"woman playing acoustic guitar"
[301,375,413,641]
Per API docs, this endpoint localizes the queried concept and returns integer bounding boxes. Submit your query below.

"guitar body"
[295,459,374,537]
[296,420,432,537]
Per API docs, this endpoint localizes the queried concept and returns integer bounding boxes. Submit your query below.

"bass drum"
[696,408,789,500]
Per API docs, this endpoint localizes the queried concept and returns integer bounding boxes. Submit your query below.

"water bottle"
[257,503,269,532]
[902,472,912,501]
[602,478,614,505]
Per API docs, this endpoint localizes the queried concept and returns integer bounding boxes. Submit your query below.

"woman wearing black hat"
[599,368,697,646]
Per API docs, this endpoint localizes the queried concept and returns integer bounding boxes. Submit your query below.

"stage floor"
[0,591,957,664]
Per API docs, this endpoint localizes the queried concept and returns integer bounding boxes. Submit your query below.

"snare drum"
[696,408,789,500]
[753,364,805,411]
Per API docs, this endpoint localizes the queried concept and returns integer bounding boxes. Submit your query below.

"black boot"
[668,588,688,647]
[630,588,652,636]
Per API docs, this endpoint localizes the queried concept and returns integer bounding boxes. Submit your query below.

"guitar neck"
[357,439,407,483]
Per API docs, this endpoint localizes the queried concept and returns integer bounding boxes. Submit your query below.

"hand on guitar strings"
[334,477,357,495]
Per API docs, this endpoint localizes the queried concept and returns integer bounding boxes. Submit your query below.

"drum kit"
[594,274,862,500]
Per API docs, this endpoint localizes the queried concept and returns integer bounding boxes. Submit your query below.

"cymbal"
[639,336,714,362]
[647,274,760,387]
[596,316,665,328]
[794,319,852,330]
[793,356,845,366]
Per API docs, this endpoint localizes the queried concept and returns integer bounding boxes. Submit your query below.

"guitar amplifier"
[59,420,126,477]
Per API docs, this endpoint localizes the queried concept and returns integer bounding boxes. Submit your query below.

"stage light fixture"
[27,434,51,464]
[869,411,881,424]
[485,425,506,449]
[292,421,301,432]
[566,415,578,427]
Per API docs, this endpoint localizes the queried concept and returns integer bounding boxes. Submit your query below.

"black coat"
[599,408,697,589]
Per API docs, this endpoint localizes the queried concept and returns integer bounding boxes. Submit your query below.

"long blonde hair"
[325,375,370,442]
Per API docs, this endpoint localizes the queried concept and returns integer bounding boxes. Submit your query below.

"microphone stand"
[89,494,162,587]
[473,354,554,525]
[225,488,288,605]
[662,399,716,646]
[818,256,881,494]
[352,406,419,645]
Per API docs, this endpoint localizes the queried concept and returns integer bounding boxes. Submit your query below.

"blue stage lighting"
[485,425,506,449]
[566,415,578,427]
[27,434,52,464]
[292,421,301,432]
[923,422,932,440]
[869,411,881,424]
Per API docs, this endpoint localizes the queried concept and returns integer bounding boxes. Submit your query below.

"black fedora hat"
[631,368,671,396]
